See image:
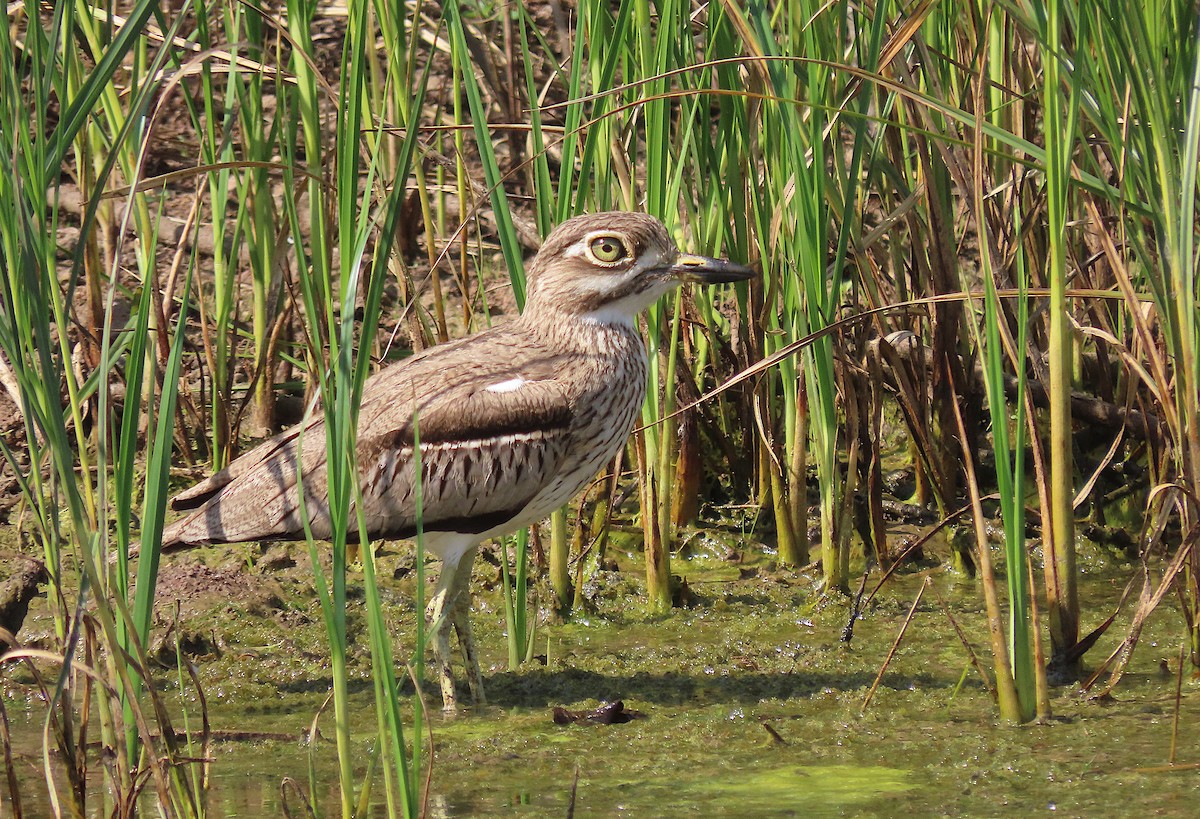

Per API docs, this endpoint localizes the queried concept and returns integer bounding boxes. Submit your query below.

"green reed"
[1039,0,1082,684]
[1062,0,1200,667]
[190,0,238,468]
[732,0,854,590]
[1,0,210,810]
[444,0,543,659]
[281,0,432,813]
[963,3,1036,719]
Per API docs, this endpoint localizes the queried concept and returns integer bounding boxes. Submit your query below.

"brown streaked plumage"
[161,211,754,709]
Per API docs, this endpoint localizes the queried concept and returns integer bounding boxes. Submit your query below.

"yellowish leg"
[427,560,460,711]
[449,545,484,704]
[426,544,481,710]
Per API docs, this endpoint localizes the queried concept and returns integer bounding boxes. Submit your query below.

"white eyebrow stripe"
[485,377,527,393]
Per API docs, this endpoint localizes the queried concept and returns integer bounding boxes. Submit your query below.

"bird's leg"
[449,545,484,704]
[426,560,461,711]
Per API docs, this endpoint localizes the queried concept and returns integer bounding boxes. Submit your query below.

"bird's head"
[523,212,755,326]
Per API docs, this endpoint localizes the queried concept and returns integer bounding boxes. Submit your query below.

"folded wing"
[161,329,575,548]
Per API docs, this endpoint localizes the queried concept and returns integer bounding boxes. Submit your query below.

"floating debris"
[552,700,645,726]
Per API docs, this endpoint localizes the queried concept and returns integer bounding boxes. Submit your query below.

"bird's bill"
[671,252,756,284]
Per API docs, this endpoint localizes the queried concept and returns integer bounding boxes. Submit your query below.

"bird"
[159,211,755,710]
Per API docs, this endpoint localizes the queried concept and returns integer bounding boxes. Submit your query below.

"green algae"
[5,543,1200,816]
[693,764,916,807]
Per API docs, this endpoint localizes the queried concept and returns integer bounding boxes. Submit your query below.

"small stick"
[0,691,24,819]
[934,588,997,702]
[761,721,788,745]
[566,765,580,819]
[862,577,928,711]
[842,563,874,644]
[1170,642,1185,765]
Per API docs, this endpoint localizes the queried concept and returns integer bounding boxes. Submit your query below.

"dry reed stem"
[862,576,929,712]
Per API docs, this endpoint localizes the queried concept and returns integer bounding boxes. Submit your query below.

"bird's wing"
[354,374,574,539]
[165,333,468,515]
[161,327,578,547]
[169,415,322,511]
[160,415,332,547]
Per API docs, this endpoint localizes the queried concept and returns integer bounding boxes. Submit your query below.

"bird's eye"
[588,235,629,264]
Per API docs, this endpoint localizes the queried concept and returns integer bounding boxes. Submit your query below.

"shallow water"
[4,547,1199,816]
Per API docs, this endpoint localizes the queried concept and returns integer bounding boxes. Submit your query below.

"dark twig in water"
[0,694,23,819]
[842,561,874,643]
[566,765,580,819]
[761,721,788,745]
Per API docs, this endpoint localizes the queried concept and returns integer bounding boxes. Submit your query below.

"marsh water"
[4,537,1199,816]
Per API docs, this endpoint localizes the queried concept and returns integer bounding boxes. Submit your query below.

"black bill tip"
[671,252,756,284]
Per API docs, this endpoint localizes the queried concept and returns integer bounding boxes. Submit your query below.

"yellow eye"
[589,235,628,264]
